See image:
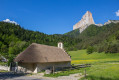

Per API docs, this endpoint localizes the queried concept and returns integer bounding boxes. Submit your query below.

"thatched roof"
[14,43,71,63]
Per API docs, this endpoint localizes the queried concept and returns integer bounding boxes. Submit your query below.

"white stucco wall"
[37,62,71,72]
[17,63,36,73]
[17,61,71,73]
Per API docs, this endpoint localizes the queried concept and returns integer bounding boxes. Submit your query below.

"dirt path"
[0,72,84,80]
[0,72,41,80]
[30,73,84,80]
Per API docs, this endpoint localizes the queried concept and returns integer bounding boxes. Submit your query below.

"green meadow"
[80,63,119,80]
[68,50,119,80]
[44,50,119,80]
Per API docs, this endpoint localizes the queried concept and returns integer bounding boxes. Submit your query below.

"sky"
[0,0,119,34]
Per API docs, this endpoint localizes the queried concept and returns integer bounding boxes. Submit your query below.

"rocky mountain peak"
[73,11,95,33]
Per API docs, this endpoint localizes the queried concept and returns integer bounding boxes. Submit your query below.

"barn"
[14,42,71,73]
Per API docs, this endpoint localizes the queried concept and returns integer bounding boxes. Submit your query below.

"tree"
[8,41,28,65]
[87,46,94,54]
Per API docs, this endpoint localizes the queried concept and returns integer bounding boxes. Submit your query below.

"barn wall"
[17,61,71,73]
[17,63,36,73]
[37,61,71,72]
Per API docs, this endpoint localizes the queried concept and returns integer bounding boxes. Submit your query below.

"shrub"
[87,46,94,54]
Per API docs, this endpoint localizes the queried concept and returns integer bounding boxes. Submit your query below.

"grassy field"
[68,50,119,80]
[44,69,83,77]
[68,50,119,64]
[44,50,119,80]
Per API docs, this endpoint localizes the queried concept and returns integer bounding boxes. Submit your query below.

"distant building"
[14,43,71,73]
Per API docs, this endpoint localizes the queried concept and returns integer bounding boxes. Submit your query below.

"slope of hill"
[65,23,119,53]
[0,22,80,63]
[0,21,119,64]
[64,29,80,38]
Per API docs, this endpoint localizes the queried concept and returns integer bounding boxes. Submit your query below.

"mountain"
[73,11,95,33]
[0,20,119,64]
[65,22,119,53]
[104,20,119,25]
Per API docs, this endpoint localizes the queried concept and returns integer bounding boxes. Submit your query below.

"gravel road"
[0,72,83,80]
[0,72,46,80]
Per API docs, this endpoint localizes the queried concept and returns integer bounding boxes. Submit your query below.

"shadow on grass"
[0,72,30,79]
[81,75,119,80]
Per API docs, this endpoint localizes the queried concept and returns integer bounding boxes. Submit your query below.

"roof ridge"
[31,43,61,49]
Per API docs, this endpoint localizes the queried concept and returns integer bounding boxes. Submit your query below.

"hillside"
[64,29,80,38]
[0,22,80,63]
[1,21,119,64]
[65,23,119,53]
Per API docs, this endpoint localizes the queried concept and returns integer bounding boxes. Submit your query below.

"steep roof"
[14,43,71,63]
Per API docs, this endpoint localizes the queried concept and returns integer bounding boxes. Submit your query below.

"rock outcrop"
[104,20,119,25]
[73,11,95,33]
[95,24,103,27]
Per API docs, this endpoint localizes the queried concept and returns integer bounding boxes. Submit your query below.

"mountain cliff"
[66,22,119,53]
[73,11,95,33]
[104,20,119,25]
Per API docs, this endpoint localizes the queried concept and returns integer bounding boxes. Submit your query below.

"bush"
[87,46,94,54]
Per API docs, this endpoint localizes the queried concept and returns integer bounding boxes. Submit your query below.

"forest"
[65,23,119,53]
[0,22,80,64]
[0,21,119,64]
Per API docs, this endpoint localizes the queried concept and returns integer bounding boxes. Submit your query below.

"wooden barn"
[14,43,71,73]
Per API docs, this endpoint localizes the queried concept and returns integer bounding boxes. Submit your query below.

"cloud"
[116,10,119,16]
[3,19,18,25]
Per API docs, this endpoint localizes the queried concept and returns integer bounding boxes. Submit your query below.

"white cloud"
[3,19,18,25]
[116,10,119,16]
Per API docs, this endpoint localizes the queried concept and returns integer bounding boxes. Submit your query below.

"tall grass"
[80,63,119,80]
[44,50,119,80]
[68,50,119,80]
[68,50,119,64]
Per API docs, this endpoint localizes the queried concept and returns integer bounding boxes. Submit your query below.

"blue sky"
[0,0,119,34]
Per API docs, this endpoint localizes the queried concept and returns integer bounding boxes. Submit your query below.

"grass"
[68,50,119,64]
[68,50,119,80]
[0,70,9,72]
[44,50,119,80]
[44,68,84,77]
[0,62,7,66]
[80,63,119,80]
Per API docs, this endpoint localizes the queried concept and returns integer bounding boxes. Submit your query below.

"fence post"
[84,69,86,77]
[53,66,55,75]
